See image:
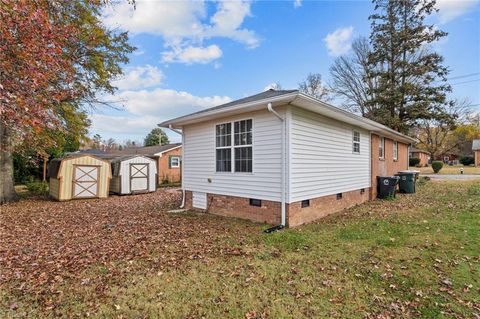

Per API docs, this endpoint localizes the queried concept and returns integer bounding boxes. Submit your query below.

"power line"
[450,78,480,86]
[447,72,480,81]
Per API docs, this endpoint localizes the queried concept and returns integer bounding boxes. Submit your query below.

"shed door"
[130,163,149,192]
[73,165,99,198]
[192,192,207,210]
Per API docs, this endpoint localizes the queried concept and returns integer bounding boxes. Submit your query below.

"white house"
[159,89,416,227]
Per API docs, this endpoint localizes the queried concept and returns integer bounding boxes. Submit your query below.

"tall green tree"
[367,0,452,133]
[0,0,134,203]
[144,128,170,147]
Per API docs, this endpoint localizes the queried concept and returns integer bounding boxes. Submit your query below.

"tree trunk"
[43,156,48,182]
[0,123,18,204]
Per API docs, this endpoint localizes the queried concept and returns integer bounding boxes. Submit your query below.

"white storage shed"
[108,155,157,195]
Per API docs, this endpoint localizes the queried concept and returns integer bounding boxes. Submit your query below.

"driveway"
[423,174,480,180]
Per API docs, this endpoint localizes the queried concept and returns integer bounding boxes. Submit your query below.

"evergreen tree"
[367,0,452,133]
[144,128,169,146]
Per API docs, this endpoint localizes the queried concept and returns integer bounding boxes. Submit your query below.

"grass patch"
[1,180,479,318]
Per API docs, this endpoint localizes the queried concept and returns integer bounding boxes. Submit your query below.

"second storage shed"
[48,154,112,201]
[108,155,157,195]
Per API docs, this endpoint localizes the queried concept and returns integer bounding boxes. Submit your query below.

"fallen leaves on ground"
[0,188,253,310]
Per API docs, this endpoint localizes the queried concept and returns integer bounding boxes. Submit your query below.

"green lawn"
[1,180,479,318]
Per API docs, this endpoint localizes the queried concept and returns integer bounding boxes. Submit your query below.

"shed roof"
[159,90,416,144]
[473,139,480,151]
[47,154,111,178]
[108,143,182,156]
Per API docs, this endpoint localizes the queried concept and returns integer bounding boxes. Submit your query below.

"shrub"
[409,157,420,167]
[25,179,49,196]
[459,156,474,166]
[431,161,443,173]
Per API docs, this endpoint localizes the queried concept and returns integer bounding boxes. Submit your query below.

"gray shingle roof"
[108,143,182,156]
[473,139,480,151]
[163,89,298,124]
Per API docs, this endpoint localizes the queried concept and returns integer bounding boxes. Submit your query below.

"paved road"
[423,174,480,180]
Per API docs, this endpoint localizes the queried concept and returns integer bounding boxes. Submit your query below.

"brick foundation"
[184,188,370,227]
[286,188,370,227]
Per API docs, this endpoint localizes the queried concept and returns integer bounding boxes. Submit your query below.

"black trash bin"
[395,171,416,193]
[377,176,400,199]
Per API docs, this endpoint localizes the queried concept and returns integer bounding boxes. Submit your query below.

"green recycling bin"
[395,171,416,193]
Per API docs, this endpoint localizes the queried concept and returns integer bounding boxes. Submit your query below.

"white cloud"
[294,0,302,8]
[90,89,231,139]
[103,1,206,38]
[205,1,259,48]
[324,26,354,57]
[162,45,223,64]
[435,0,479,23]
[113,65,164,90]
[103,0,259,64]
[114,88,231,118]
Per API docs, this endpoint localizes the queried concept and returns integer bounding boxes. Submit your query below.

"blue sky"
[92,0,480,144]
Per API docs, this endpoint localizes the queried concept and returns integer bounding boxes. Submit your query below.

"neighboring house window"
[169,156,181,168]
[393,141,398,161]
[379,137,385,159]
[352,130,360,154]
[234,119,253,172]
[215,123,232,172]
[215,119,253,173]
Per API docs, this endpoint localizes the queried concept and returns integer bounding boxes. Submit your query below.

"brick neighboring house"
[473,140,480,166]
[109,143,182,185]
[160,90,415,227]
[409,148,430,167]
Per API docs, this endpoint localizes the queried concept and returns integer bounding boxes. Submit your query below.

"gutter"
[266,102,286,229]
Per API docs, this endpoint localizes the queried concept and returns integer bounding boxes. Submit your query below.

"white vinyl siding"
[289,107,370,202]
[183,109,284,201]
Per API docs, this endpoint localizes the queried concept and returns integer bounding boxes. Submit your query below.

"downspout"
[168,124,185,208]
[266,102,286,229]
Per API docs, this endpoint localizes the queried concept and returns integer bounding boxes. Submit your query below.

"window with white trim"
[215,123,232,172]
[379,137,385,159]
[234,120,252,172]
[352,130,360,154]
[393,141,398,161]
[170,156,181,168]
[215,119,253,173]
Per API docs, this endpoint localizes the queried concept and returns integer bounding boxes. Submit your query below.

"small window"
[360,188,365,194]
[336,193,343,200]
[301,199,310,208]
[169,156,180,168]
[379,137,385,159]
[249,198,261,207]
[352,130,360,154]
[393,141,398,161]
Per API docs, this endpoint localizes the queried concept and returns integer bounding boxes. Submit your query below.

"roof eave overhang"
[291,94,417,144]
[158,92,298,128]
[158,92,416,145]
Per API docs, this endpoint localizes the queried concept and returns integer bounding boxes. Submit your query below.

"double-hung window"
[215,123,232,172]
[393,141,398,161]
[352,130,360,154]
[379,137,385,159]
[215,119,253,173]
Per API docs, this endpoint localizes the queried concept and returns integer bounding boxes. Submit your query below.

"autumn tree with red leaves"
[0,0,133,203]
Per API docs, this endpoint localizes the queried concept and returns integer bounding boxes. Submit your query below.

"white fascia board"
[158,92,298,128]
